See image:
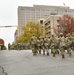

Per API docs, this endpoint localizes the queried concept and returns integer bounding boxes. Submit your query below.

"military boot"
[33,53,36,56]
[43,52,45,55]
[43,50,45,55]
[53,52,56,57]
[56,50,59,54]
[39,50,41,54]
[69,48,72,56]
[47,52,49,56]
[69,52,71,56]
[51,50,53,54]
[62,54,65,58]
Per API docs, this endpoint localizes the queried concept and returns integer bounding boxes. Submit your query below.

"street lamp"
[39,19,45,37]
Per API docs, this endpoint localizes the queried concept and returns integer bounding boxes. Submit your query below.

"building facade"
[18,5,74,36]
[44,15,62,37]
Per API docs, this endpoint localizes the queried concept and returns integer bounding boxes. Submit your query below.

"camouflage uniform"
[37,38,41,54]
[8,43,11,50]
[41,38,46,55]
[50,35,58,57]
[44,37,50,56]
[30,35,37,56]
[72,35,74,51]
[66,34,72,56]
[58,33,66,58]
[14,44,18,50]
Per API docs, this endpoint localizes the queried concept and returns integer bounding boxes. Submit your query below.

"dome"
[0,38,4,45]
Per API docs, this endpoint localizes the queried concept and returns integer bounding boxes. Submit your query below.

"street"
[0,50,74,75]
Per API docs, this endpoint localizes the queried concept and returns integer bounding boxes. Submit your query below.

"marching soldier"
[30,35,37,56]
[66,34,72,56]
[72,34,74,51]
[58,33,66,58]
[44,37,50,56]
[37,37,41,54]
[8,43,11,50]
[50,35,58,57]
[41,37,46,55]
[40,36,50,56]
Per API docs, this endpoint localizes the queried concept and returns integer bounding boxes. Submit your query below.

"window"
[21,9,24,10]
[31,9,35,11]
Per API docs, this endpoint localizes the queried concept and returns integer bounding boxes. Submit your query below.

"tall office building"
[18,5,74,36]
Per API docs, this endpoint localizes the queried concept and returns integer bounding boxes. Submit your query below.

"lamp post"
[39,19,45,37]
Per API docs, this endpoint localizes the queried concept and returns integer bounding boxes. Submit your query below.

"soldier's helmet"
[72,34,74,37]
[42,36,45,39]
[60,33,63,35]
[42,37,44,39]
[51,34,54,37]
[33,34,35,36]
[59,33,63,37]
[66,33,70,37]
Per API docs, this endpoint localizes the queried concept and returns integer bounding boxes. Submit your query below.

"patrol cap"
[33,34,35,36]
[51,34,54,36]
[66,33,70,36]
[72,34,74,36]
[59,33,63,35]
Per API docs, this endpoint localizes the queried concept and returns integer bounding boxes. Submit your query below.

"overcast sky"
[0,0,74,47]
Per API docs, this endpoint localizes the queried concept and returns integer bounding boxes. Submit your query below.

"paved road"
[0,66,7,75]
[0,50,74,75]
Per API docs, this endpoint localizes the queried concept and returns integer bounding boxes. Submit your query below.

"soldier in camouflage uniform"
[72,34,74,51]
[41,37,46,55]
[37,37,41,54]
[50,35,58,57]
[8,43,11,50]
[44,37,50,56]
[14,44,18,50]
[65,34,72,56]
[30,35,37,56]
[58,33,66,58]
